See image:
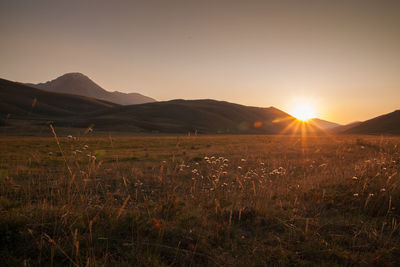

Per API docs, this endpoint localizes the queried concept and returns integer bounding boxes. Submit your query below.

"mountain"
[27,73,156,105]
[341,110,400,135]
[0,78,118,119]
[308,118,341,130]
[1,76,338,135]
[72,99,326,134]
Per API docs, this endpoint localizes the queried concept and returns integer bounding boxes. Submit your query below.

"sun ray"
[278,117,300,135]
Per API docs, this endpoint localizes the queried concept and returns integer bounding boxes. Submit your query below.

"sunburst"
[290,101,316,121]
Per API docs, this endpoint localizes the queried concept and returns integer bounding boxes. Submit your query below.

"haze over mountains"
[27,73,156,105]
[1,76,399,135]
[307,118,341,130]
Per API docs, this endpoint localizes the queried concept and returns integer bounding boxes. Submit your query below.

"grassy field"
[1,132,400,266]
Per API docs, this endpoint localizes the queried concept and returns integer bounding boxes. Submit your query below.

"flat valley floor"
[1,134,400,265]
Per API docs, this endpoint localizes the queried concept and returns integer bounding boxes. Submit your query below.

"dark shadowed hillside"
[27,73,156,105]
[341,110,400,135]
[0,78,117,119]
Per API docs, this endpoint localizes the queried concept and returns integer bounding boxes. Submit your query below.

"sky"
[1,0,400,124]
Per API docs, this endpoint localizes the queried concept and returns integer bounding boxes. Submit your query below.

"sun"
[290,101,316,121]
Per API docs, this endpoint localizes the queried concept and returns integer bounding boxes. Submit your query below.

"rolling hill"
[341,110,400,135]
[27,72,156,105]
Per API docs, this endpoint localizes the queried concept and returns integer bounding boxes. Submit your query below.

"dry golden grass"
[0,134,400,265]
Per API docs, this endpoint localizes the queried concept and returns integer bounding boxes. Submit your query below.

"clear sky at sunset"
[1,0,399,124]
